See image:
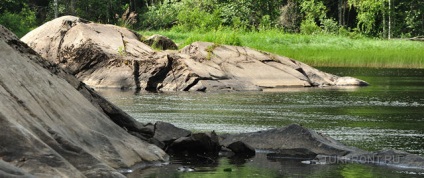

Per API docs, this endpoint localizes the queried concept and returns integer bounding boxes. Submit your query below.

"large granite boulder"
[21,16,368,92]
[0,25,167,177]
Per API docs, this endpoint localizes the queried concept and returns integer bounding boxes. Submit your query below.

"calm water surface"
[97,67,424,177]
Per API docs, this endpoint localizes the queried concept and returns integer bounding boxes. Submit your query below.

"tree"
[279,0,302,32]
[53,0,58,18]
[348,0,385,35]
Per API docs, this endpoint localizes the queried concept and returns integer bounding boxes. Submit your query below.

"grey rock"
[226,141,256,157]
[143,34,178,50]
[168,132,221,156]
[153,121,192,145]
[0,160,35,178]
[266,148,317,160]
[21,16,368,92]
[221,124,360,156]
[0,25,167,177]
[410,36,424,42]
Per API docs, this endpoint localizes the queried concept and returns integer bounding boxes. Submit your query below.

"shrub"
[139,2,179,30]
[300,19,321,35]
[176,6,222,32]
[259,15,272,31]
[0,6,37,37]
[321,18,339,34]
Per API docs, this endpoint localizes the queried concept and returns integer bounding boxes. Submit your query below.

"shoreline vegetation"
[140,29,424,69]
[3,1,423,69]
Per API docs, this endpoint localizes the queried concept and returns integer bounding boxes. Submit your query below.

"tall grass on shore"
[140,29,424,68]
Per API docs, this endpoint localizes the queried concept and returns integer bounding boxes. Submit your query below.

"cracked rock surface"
[21,16,368,92]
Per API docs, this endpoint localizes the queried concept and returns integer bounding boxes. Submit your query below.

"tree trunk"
[338,0,347,26]
[383,4,386,38]
[338,0,342,26]
[70,0,75,15]
[388,0,391,39]
[54,0,58,18]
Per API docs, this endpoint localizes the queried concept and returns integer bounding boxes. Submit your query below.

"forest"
[1,0,423,38]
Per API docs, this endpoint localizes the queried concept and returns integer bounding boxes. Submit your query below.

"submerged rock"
[266,148,317,160]
[21,16,368,92]
[221,124,362,156]
[346,150,424,169]
[0,25,167,177]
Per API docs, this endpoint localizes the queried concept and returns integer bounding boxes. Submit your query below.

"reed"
[140,29,424,68]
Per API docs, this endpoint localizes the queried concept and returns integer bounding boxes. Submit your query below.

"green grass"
[139,29,424,68]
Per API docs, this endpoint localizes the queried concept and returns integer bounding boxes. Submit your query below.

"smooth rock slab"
[1,25,167,177]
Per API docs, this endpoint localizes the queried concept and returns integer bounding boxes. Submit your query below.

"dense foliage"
[1,0,423,38]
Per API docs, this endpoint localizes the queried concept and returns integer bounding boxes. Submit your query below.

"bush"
[139,2,179,30]
[176,6,222,32]
[300,19,321,35]
[321,18,339,34]
[0,6,37,37]
[338,27,350,36]
[259,15,272,31]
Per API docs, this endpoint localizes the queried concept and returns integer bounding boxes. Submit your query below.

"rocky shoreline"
[21,16,367,92]
[0,17,422,177]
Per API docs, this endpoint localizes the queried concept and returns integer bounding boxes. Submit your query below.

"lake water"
[97,67,424,177]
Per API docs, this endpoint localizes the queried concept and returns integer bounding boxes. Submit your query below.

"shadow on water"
[97,67,424,177]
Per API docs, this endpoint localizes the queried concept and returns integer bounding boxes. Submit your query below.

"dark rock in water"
[143,34,178,50]
[153,121,192,145]
[226,141,256,158]
[219,146,236,157]
[21,16,368,92]
[221,124,360,156]
[168,132,221,156]
[266,148,317,160]
[0,25,167,177]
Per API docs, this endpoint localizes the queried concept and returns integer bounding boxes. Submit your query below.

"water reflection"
[126,153,423,178]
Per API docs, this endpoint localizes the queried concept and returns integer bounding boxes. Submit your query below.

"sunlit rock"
[21,16,368,92]
[0,25,167,177]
